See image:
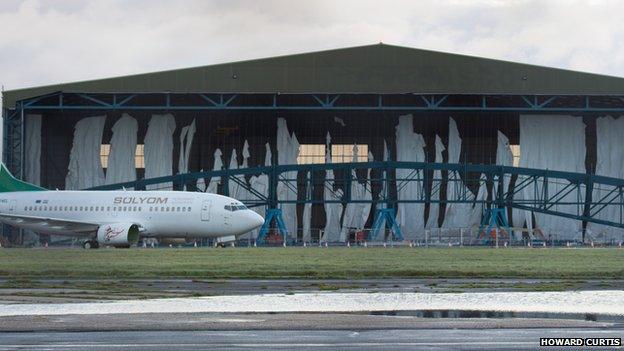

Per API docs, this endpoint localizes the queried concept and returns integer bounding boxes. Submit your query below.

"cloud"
[0,0,623,94]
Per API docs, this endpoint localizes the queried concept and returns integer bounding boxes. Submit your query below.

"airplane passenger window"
[133,206,137,211]
[182,207,186,212]
[43,206,47,211]
[176,207,180,212]
[107,206,110,211]
[161,207,165,212]
[187,207,191,211]
[89,206,93,211]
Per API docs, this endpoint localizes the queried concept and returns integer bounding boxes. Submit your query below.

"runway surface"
[1,328,623,351]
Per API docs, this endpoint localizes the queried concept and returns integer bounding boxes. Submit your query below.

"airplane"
[0,163,264,249]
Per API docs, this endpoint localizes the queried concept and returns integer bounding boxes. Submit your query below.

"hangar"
[3,43,624,246]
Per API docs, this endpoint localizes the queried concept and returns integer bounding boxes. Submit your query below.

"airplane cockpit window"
[225,204,249,212]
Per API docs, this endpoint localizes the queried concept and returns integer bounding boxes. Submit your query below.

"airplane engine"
[96,223,140,247]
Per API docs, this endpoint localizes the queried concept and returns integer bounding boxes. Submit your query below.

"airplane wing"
[0,213,100,236]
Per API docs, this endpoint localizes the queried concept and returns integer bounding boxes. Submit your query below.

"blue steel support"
[370,208,403,241]
[257,208,288,245]
[11,91,624,113]
[478,208,511,244]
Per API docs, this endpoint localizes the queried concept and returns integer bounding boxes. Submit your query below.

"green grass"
[0,247,622,280]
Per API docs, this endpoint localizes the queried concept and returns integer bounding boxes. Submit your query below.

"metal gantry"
[89,161,624,237]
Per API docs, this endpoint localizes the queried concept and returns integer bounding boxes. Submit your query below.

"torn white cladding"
[442,118,473,229]
[496,131,522,239]
[105,114,137,185]
[302,171,313,242]
[276,118,299,240]
[65,115,106,190]
[230,142,253,240]
[205,149,223,194]
[339,146,372,241]
[395,114,426,240]
[425,135,444,229]
[195,170,206,192]
[23,114,42,245]
[249,143,272,239]
[322,132,343,242]
[469,173,487,227]
[25,114,41,185]
[519,115,586,241]
[333,116,346,127]
[588,116,624,241]
[375,140,390,232]
[144,114,176,190]
[178,119,196,178]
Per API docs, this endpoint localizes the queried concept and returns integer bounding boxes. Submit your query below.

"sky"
[1,0,624,94]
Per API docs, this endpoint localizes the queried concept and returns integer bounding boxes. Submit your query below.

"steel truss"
[90,161,624,230]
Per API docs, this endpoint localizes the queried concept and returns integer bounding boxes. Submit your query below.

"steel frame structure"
[89,161,624,231]
[5,91,624,180]
[4,90,624,242]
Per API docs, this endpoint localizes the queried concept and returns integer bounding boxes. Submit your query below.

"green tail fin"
[0,164,46,192]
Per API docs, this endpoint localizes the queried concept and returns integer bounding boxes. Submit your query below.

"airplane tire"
[83,240,99,250]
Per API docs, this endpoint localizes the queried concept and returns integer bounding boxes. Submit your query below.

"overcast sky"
[1,0,624,92]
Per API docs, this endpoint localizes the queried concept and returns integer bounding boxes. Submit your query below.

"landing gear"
[83,240,99,249]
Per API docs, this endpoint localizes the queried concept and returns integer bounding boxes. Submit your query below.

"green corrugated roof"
[4,43,624,107]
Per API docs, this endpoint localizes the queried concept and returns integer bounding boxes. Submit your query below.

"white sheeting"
[105,114,137,185]
[276,118,299,240]
[144,114,176,190]
[588,116,624,242]
[205,149,223,194]
[495,131,522,239]
[519,115,586,240]
[374,140,390,234]
[230,141,253,239]
[24,114,41,185]
[302,171,312,242]
[249,143,272,240]
[425,135,444,229]
[23,114,42,245]
[65,115,106,190]
[196,170,206,192]
[178,119,196,176]
[394,114,426,240]
[339,146,372,241]
[442,118,473,229]
[322,132,343,242]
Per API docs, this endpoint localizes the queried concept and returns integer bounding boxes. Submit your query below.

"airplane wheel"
[218,243,226,248]
[83,240,99,250]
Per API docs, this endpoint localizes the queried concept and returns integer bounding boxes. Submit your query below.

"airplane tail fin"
[0,163,46,192]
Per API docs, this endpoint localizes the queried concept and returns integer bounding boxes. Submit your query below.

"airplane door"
[9,200,16,212]
[201,200,211,221]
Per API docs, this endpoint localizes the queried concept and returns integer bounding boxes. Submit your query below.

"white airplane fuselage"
[0,190,264,239]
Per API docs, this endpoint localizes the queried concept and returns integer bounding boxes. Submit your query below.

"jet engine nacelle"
[97,223,140,247]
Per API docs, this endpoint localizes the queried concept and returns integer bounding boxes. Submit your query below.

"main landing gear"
[83,240,100,249]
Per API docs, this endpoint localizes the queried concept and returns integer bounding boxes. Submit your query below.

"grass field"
[0,247,622,280]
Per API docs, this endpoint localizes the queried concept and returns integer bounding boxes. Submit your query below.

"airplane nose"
[251,211,264,229]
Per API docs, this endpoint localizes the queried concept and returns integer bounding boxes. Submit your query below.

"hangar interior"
[4,44,624,246]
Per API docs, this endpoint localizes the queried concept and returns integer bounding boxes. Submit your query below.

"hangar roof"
[4,43,624,107]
